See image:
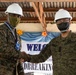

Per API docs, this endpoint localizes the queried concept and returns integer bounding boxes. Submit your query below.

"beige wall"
[16,23,76,32]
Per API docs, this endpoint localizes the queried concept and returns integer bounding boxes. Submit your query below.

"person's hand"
[20,58,25,63]
[19,51,30,62]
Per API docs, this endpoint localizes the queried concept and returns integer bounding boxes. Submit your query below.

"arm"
[28,42,52,63]
[20,41,52,63]
[0,25,19,60]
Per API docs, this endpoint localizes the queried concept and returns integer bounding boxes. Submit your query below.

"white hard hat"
[5,3,23,16]
[54,9,72,22]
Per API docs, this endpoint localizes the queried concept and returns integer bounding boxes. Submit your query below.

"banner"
[21,40,53,74]
[20,32,60,74]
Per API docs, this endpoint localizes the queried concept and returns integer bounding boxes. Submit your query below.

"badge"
[15,41,20,51]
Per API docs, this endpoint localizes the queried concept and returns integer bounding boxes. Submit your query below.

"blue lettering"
[27,44,47,51]
[27,44,33,51]
[33,44,41,51]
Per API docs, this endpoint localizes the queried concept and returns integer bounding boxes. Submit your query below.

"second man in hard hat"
[22,9,76,75]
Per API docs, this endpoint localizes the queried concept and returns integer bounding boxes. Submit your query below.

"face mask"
[9,16,20,27]
[57,22,70,32]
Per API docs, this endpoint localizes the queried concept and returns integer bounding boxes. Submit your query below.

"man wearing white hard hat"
[0,3,28,75]
[21,9,76,75]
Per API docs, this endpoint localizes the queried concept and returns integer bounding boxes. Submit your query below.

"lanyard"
[4,22,20,51]
[4,22,17,41]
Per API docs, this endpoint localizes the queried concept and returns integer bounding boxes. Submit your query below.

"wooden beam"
[32,2,47,32]
[39,2,47,32]
[44,8,76,12]
[0,0,76,2]
[31,2,44,26]
[0,7,35,12]
[17,17,76,22]
[0,7,76,12]
[1,17,76,23]
[0,0,25,2]
[25,0,76,2]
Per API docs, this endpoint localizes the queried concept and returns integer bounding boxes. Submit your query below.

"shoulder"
[51,35,60,42]
[48,35,60,46]
[0,23,8,31]
[72,32,76,34]
[71,32,76,39]
[0,23,8,36]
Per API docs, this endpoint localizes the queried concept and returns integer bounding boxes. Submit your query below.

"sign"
[21,40,53,74]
